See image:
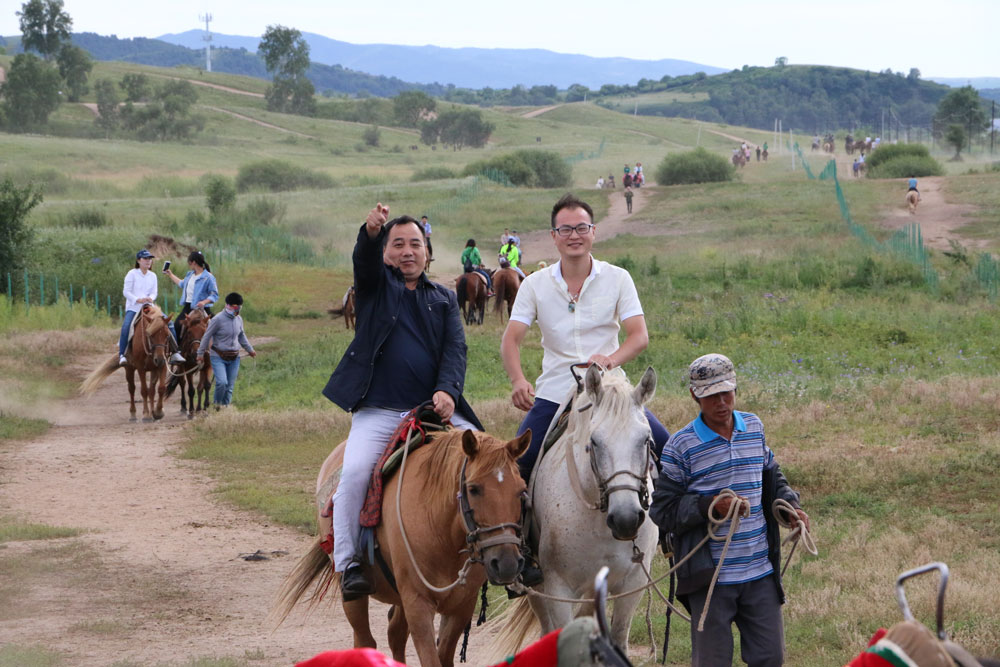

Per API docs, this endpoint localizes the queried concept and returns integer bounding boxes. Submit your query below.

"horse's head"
[459,429,530,585]
[141,305,170,367]
[579,365,657,541]
[185,309,211,356]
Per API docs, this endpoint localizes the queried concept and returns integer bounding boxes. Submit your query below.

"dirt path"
[875,176,982,251]
[201,106,315,138]
[517,186,656,265]
[149,73,266,98]
[0,355,495,665]
[520,105,561,119]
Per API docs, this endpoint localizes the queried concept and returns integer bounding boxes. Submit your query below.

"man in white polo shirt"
[500,194,670,587]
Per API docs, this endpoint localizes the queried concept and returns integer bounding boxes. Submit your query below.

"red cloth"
[487,629,561,667]
[843,629,891,667]
[296,648,405,667]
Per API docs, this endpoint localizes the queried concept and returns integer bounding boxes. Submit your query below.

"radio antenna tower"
[200,13,213,72]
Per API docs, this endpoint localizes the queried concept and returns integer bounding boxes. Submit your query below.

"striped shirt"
[660,411,773,585]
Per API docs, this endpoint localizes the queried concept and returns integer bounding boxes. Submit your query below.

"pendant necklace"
[568,289,581,312]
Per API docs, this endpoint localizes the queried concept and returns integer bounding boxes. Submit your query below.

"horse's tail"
[79,355,120,395]
[494,273,507,315]
[269,535,338,629]
[484,595,540,662]
[165,373,181,398]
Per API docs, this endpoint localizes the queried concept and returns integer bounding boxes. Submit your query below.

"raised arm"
[353,203,390,294]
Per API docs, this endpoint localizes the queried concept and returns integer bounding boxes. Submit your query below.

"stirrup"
[169,352,186,364]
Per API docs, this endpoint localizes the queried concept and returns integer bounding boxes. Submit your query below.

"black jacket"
[322,224,483,430]
[649,445,800,605]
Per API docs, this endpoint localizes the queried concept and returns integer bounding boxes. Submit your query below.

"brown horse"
[493,267,521,321]
[273,428,531,667]
[327,286,357,330]
[80,304,171,422]
[166,308,212,419]
[906,190,920,214]
[456,272,487,325]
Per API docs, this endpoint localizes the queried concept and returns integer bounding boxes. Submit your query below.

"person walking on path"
[421,215,433,259]
[321,203,483,600]
[164,250,218,362]
[624,186,634,214]
[200,292,256,409]
[650,353,809,667]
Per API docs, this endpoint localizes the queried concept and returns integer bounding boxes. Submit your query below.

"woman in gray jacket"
[201,292,256,408]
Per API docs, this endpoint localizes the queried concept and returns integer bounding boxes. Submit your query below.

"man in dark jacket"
[322,202,483,601]
[650,353,809,667]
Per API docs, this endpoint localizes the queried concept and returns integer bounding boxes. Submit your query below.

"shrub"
[411,167,458,182]
[654,148,734,185]
[244,197,287,226]
[204,175,237,216]
[865,143,932,169]
[866,155,944,179]
[462,150,572,188]
[0,179,42,277]
[363,124,381,147]
[68,208,109,229]
[235,160,335,193]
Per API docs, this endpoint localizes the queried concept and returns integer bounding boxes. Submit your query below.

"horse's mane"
[142,304,167,336]
[565,368,642,444]
[422,429,513,511]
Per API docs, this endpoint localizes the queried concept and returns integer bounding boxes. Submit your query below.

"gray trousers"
[686,574,784,667]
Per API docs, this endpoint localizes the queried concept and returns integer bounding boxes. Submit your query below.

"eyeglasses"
[553,223,594,237]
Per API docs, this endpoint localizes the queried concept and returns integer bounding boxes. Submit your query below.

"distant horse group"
[458,267,523,326]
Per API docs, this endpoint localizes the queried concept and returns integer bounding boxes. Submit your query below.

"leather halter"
[457,457,525,565]
[586,434,650,513]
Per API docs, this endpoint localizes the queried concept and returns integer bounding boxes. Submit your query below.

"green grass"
[0,644,64,667]
[0,413,50,441]
[0,516,80,543]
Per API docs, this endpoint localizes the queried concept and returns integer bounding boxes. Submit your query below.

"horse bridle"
[140,306,169,358]
[457,457,526,566]
[586,433,651,513]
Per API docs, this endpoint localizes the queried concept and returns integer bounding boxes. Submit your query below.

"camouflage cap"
[689,353,737,398]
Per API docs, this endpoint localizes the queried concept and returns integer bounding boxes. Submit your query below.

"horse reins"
[394,423,526,594]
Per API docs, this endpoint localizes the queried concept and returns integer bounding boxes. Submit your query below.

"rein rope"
[166,335,204,378]
[394,422,523,595]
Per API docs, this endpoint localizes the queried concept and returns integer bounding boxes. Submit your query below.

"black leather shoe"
[520,560,544,588]
[341,564,375,601]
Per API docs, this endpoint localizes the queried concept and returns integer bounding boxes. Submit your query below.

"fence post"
[24,270,29,311]
[54,275,59,304]
[107,295,111,316]
[82,286,87,309]
[40,274,45,306]
[6,272,10,299]
[70,284,74,307]
[95,289,99,313]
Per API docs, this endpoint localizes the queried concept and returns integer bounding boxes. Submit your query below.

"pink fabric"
[296,648,406,667]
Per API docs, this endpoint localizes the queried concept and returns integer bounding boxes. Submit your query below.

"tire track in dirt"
[0,353,496,665]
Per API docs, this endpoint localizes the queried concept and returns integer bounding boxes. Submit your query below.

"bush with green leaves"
[0,179,42,278]
[363,124,380,147]
[410,167,458,182]
[654,147,734,185]
[235,159,335,193]
[203,175,237,217]
[866,143,934,169]
[462,150,571,188]
[866,155,944,179]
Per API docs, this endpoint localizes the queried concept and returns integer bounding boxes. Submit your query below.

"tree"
[934,86,988,144]
[907,68,921,82]
[93,78,119,134]
[120,79,203,141]
[363,124,380,147]
[0,53,62,130]
[17,0,71,60]
[56,44,92,102]
[392,90,436,128]
[258,25,315,115]
[421,109,494,150]
[565,84,590,102]
[945,124,967,160]
[204,175,236,217]
[0,178,42,279]
[119,73,151,103]
[775,56,788,67]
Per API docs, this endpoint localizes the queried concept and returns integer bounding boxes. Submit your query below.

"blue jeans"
[209,354,241,406]
[118,310,137,356]
[515,397,670,481]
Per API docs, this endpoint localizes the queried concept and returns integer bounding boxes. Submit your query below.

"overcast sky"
[2,0,995,79]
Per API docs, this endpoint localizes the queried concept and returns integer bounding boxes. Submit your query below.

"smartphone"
[162,260,171,273]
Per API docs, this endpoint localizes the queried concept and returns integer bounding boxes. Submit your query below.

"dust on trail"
[0,353,496,665]
[517,186,656,266]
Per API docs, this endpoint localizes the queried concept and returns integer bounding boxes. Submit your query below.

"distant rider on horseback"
[907,175,920,200]
[322,203,484,601]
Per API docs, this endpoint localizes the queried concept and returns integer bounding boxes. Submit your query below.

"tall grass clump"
[235,160,335,193]
[410,166,458,182]
[654,147,734,185]
[463,150,572,187]
[865,143,944,178]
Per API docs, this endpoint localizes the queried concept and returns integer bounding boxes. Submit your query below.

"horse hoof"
[142,417,153,423]
[187,413,194,420]
[129,416,137,423]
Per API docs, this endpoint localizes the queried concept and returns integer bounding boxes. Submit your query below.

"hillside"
[595,64,955,133]
[156,29,726,89]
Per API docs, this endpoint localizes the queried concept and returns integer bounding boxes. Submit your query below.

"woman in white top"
[119,249,161,366]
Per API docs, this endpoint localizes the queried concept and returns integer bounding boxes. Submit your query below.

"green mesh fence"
[796,144,939,291]
[565,137,606,164]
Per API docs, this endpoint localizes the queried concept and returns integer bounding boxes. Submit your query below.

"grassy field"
[4,58,1000,665]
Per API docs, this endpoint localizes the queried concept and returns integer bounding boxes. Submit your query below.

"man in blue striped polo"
[651,353,809,667]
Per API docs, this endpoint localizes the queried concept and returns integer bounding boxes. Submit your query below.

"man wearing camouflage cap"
[650,353,809,667]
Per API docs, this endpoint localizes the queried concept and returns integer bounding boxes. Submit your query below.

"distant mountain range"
[155,30,727,89]
[928,77,1000,90]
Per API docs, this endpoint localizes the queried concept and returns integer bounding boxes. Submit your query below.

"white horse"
[494,365,659,655]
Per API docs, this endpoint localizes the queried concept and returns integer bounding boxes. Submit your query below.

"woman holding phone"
[164,250,219,361]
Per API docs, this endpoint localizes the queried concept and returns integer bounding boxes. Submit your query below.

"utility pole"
[992,100,995,156]
[200,13,213,72]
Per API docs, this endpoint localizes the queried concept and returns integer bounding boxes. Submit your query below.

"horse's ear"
[585,364,603,402]
[508,429,531,459]
[461,429,479,458]
[633,366,657,406]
